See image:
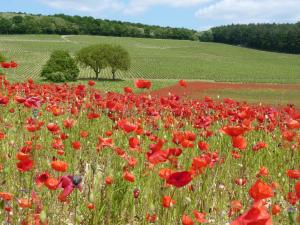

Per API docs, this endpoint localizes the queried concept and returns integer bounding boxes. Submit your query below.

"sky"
[2,0,300,30]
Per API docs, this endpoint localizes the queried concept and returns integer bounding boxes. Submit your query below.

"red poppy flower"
[252,142,268,151]
[287,191,298,205]
[193,211,208,223]
[134,79,152,89]
[1,62,11,69]
[162,195,176,208]
[232,136,247,150]
[0,192,13,201]
[17,159,34,172]
[45,177,59,190]
[231,201,272,225]
[123,171,135,182]
[295,181,300,199]
[129,137,140,149]
[287,170,300,179]
[286,119,300,129]
[51,161,68,172]
[118,119,138,133]
[47,123,60,133]
[10,61,18,68]
[182,214,194,225]
[72,141,81,150]
[0,96,9,105]
[222,126,245,137]
[230,200,243,213]
[271,204,281,215]
[18,198,32,208]
[88,80,95,86]
[124,87,133,93]
[35,172,50,187]
[105,176,113,185]
[63,119,76,129]
[166,171,192,188]
[198,141,209,151]
[249,179,274,201]
[179,80,187,87]
[146,149,169,165]
[146,213,157,222]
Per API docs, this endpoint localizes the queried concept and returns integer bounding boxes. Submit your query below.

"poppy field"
[0,65,300,225]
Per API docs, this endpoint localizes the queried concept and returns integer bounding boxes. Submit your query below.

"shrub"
[0,52,5,62]
[47,72,66,82]
[41,50,79,82]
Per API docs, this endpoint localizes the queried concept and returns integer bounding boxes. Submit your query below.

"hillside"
[1,34,300,83]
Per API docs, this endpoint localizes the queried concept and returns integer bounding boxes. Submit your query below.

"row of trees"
[41,44,130,82]
[200,23,300,54]
[0,12,198,40]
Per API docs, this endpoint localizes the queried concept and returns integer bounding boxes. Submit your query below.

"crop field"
[0,76,300,224]
[1,35,300,83]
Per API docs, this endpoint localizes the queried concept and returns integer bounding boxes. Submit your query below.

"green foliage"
[0,52,5,62]
[46,71,66,82]
[199,30,214,42]
[106,45,130,80]
[76,44,111,79]
[76,44,130,80]
[41,50,79,82]
[0,12,197,40]
[210,23,300,54]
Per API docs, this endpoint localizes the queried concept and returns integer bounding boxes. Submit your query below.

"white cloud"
[40,0,124,13]
[40,0,211,14]
[196,0,300,24]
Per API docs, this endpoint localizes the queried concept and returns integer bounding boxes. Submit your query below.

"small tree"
[41,50,79,82]
[107,45,130,80]
[76,44,111,80]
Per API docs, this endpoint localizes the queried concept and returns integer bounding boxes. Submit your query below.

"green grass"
[1,34,300,83]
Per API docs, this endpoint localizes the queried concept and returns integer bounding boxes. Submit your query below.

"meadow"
[1,34,300,83]
[0,75,299,224]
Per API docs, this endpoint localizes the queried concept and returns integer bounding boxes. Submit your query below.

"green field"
[1,34,300,83]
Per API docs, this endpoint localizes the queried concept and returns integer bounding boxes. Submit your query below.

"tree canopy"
[203,23,300,54]
[76,44,130,80]
[0,12,198,41]
[106,45,130,80]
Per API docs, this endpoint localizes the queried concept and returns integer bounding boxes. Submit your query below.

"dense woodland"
[0,12,198,40]
[200,23,300,54]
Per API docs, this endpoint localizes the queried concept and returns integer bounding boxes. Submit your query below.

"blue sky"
[2,0,300,30]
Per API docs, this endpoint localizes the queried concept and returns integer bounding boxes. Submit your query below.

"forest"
[200,23,300,54]
[0,12,198,40]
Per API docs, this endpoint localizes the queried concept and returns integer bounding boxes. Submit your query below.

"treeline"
[200,23,300,54]
[0,12,198,40]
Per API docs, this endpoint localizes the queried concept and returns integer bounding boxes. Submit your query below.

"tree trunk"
[112,70,116,80]
[95,71,99,80]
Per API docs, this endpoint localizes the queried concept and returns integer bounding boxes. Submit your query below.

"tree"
[107,45,130,80]
[76,44,111,80]
[41,50,79,82]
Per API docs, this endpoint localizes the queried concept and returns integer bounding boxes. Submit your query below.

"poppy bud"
[40,210,47,223]
[72,175,82,186]
[133,188,140,199]
[89,192,94,203]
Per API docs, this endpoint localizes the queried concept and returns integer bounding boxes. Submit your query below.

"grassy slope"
[1,34,300,83]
